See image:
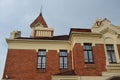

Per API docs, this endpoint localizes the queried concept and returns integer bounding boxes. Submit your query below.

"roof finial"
[39,5,42,16]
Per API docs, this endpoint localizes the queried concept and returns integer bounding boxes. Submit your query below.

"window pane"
[60,57,63,69]
[84,44,91,50]
[85,59,88,62]
[64,57,67,64]
[84,45,89,50]
[106,44,114,50]
[37,64,41,68]
[108,59,112,63]
[60,52,62,56]
[38,50,46,55]
[111,52,116,62]
[110,45,114,50]
[106,45,111,50]
[42,63,45,68]
[84,51,88,59]
[60,63,63,68]
[60,57,63,64]
[42,57,46,63]
[113,59,116,63]
[88,45,91,50]
[60,51,67,56]
[89,51,93,59]
[107,52,111,60]
[38,57,41,63]
[64,63,68,68]
[90,59,93,62]
[84,45,86,49]
[111,52,115,58]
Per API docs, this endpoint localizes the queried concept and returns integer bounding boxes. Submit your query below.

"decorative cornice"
[100,27,117,35]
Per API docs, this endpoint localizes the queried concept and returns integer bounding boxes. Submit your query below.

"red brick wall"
[92,44,106,75]
[73,43,106,76]
[117,44,120,58]
[46,50,59,74]
[73,43,84,75]
[3,43,107,79]
[3,49,37,79]
[3,49,72,80]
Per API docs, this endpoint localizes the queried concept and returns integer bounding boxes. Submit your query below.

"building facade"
[2,14,120,80]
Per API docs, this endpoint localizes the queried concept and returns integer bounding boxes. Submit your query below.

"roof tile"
[30,15,48,27]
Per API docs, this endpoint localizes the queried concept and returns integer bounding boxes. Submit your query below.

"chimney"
[10,30,21,39]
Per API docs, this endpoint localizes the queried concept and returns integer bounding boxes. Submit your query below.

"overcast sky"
[0,0,120,79]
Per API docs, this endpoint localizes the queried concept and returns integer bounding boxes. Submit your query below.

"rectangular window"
[59,50,68,69]
[84,43,94,64]
[37,49,46,69]
[106,44,117,63]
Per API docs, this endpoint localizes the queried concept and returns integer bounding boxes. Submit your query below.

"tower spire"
[39,5,42,16]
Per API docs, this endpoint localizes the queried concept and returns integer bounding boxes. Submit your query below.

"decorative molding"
[100,27,117,35]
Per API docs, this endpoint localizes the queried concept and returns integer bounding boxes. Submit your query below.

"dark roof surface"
[15,28,93,40]
[70,28,91,32]
[54,70,76,76]
[16,35,69,40]
[30,15,48,27]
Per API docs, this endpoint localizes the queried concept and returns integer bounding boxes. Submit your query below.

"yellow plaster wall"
[7,39,71,52]
[52,76,110,80]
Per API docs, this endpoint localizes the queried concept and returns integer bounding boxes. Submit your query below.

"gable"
[30,15,48,28]
[92,18,120,37]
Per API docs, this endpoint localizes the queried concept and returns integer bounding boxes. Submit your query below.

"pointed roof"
[30,13,48,28]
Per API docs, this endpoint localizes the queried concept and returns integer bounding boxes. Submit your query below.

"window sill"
[59,68,68,72]
[85,62,94,64]
[109,62,117,64]
[84,64,96,69]
[37,68,46,73]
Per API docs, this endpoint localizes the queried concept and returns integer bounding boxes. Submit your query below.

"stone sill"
[37,69,46,73]
[84,64,96,69]
[107,63,120,67]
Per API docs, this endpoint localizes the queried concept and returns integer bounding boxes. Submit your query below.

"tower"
[30,12,54,37]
